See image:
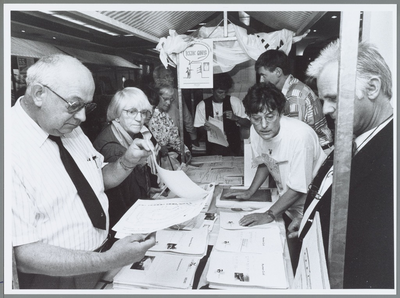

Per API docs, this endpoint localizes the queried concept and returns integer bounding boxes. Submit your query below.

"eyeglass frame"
[250,111,279,125]
[122,108,152,119]
[40,84,97,114]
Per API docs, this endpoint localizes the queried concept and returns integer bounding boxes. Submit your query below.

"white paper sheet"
[214,227,283,254]
[149,227,209,256]
[206,250,288,289]
[113,253,201,289]
[113,198,207,236]
[207,117,229,147]
[155,156,209,200]
[293,212,330,289]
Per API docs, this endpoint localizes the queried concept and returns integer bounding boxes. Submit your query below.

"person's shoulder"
[282,116,315,136]
[92,124,113,148]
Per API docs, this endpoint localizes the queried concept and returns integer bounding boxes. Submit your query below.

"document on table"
[207,117,229,147]
[113,198,207,236]
[219,209,277,230]
[148,227,209,256]
[206,250,288,289]
[214,227,283,254]
[113,253,201,289]
[293,212,330,289]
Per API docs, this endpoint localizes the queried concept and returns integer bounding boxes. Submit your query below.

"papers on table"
[149,227,209,257]
[206,250,288,289]
[113,198,207,237]
[186,156,244,185]
[214,226,283,254]
[219,209,276,230]
[113,253,201,290]
[216,188,273,209]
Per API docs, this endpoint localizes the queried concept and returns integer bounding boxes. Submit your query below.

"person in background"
[11,54,156,289]
[288,40,394,288]
[255,50,333,154]
[123,79,136,88]
[148,83,191,164]
[153,65,199,149]
[93,87,160,230]
[225,82,325,269]
[194,73,251,156]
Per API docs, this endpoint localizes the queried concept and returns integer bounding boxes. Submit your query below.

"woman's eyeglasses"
[123,108,152,118]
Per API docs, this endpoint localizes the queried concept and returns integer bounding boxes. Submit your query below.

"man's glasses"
[123,108,152,119]
[41,84,97,114]
[250,112,278,125]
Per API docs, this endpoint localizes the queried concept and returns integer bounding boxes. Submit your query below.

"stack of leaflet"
[113,252,201,290]
[206,210,288,290]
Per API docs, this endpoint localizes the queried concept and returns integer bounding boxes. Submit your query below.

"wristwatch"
[266,209,276,220]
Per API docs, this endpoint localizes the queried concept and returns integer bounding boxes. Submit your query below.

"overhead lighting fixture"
[52,36,56,39]
[331,15,338,19]
[313,29,317,32]
[21,29,25,33]
[41,10,119,36]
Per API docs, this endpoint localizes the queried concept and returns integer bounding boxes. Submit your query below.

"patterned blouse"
[148,108,181,151]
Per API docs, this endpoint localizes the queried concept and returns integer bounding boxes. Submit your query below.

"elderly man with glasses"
[224,82,325,269]
[10,54,156,289]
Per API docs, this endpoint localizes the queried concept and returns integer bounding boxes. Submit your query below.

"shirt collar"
[13,98,50,148]
[280,74,294,95]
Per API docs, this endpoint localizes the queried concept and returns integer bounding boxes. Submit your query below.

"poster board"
[178,39,213,89]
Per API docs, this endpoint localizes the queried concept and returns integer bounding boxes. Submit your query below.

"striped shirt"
[281,74,333,146]
[11,100,108,251]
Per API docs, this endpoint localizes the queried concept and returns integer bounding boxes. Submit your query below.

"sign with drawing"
[178,39,213,89]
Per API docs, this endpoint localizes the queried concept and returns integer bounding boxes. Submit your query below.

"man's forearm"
[269,188,306,216]
[15,242,111,276]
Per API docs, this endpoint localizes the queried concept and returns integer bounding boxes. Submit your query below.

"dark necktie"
[49,135,106,230]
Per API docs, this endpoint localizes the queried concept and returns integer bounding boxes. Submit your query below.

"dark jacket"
[302,120,393,289]
[93,124,151,230]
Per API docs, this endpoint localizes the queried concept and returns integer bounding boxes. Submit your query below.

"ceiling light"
[331,15,338,19]
[21,29,25,33]
[52,36,56,39]
[313,29,317,32]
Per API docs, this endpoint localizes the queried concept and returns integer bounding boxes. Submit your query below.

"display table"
[95,184,294,290]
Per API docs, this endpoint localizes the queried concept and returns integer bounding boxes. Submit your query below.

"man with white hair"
[288,40,394,288]
[11,54,156,289]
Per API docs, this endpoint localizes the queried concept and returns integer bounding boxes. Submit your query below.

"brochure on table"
[113,253,201,290]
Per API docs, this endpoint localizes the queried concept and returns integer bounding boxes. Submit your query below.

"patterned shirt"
[281,74,333,146]
[148,108,181,151]
[11,99,108,251]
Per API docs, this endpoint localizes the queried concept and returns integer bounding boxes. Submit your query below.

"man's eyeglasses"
[250,112,278,125]
[123,108,152,119]
[41,84,97,114]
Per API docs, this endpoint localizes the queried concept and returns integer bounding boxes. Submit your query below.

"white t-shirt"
[11,100,108,251]
[250,116,326,219]
[194,95,248,128]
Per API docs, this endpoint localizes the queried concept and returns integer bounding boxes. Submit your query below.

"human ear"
[275,67,283,77]
[366,76,381,100]
[31,85,45,107]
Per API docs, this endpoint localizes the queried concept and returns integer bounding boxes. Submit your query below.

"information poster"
[178,39,213,89]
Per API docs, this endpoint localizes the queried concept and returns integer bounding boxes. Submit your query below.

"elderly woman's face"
[119,102,150,135]
[157,89,174,112]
